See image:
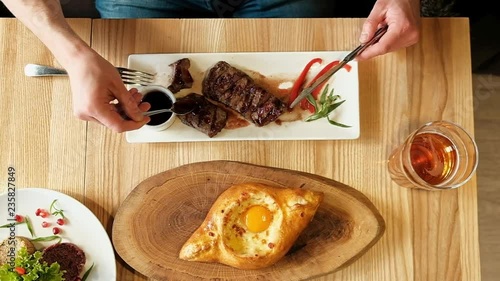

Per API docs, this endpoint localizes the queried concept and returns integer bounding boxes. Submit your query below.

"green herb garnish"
[30,235,62,244]
[1,217,34,238]
[305,84,351,128]
[0,222,23,228]
[24,216,35,238]
[81,263,95,281]
[49,200,65,218]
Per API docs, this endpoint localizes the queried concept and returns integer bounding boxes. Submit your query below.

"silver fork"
[24,63,155,86]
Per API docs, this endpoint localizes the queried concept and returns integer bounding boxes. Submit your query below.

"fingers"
[359,4,385,43]
[356,24,398,61]
[356,0,420,61]
[74,87,152,133]
[138,102,151,112]
[114,85,145,122]
[94,103,150,133]
[131,88,143,103]
[357,21,419,61]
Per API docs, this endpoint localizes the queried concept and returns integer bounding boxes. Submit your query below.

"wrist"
[35,22,95,72]
[25,10,96,72]
[55,39,97,74]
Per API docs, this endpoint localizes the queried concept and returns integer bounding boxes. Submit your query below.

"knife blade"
[289,25,388,109]
[289,61,347,108]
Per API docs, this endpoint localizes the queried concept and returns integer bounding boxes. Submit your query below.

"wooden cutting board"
[112,161,385,280]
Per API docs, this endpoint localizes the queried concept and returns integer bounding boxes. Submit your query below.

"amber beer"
[388,121,478,190]
[410,133,457,185]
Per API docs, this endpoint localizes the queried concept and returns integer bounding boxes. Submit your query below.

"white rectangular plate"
[125,51,359,143]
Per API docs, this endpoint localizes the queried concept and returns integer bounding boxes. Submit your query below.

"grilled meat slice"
[202,61,285,127]
[177,93,228,138]
[168,58,194,93]
[42,243,86,281]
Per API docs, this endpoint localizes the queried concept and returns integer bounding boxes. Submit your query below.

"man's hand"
[1,0,151,132]
[357,0,420,61]
[67,50,151,133]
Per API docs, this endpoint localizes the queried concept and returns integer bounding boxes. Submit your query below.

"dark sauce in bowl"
[142,91,173,126]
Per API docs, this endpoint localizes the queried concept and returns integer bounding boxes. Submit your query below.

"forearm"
[1,0,93,70]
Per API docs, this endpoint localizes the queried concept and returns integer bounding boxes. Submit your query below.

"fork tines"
[116,67,155,86]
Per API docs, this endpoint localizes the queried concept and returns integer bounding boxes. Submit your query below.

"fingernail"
[359,33,368,43]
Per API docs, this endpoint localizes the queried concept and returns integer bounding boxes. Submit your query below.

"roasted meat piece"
[202,61,285,127]
[168,58,194,93]
[42,243,86,281]
[177,93,228,138]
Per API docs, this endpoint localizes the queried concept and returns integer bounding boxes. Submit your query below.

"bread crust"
[0,236,36,265]
[179,182,323,269]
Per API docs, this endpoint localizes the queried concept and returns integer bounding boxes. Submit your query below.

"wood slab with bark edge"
[112,161,385,281]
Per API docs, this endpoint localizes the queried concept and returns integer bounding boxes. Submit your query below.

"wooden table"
[0,18,480,280]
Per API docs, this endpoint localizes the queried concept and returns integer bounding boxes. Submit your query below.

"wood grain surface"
[112,161,385,280]
[87,18,480,281]
[473,73,500,281]
[0,19,90,201]
[0,17,480,281]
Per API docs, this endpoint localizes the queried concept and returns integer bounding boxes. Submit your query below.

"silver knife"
[289,25,388,109]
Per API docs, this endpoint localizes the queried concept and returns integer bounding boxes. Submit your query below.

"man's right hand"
[2,0,151,133]
[66,50,151,133]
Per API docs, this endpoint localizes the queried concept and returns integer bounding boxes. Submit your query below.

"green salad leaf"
[0,247,65,281]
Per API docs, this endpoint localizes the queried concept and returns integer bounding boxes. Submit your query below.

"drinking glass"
[388,120,478,190]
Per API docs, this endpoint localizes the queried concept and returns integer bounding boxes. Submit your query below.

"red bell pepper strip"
[300,60,340,110]
[311,60,340,99]
[300,60,353,111]
[307,100,316,113]
[301,97,315,112]
[288,58,323,106]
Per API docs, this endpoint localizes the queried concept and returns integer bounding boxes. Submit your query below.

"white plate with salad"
[125,51,360,143]
[0,188,116,281]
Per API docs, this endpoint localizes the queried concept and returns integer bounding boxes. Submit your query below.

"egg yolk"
[244,205,272,233]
